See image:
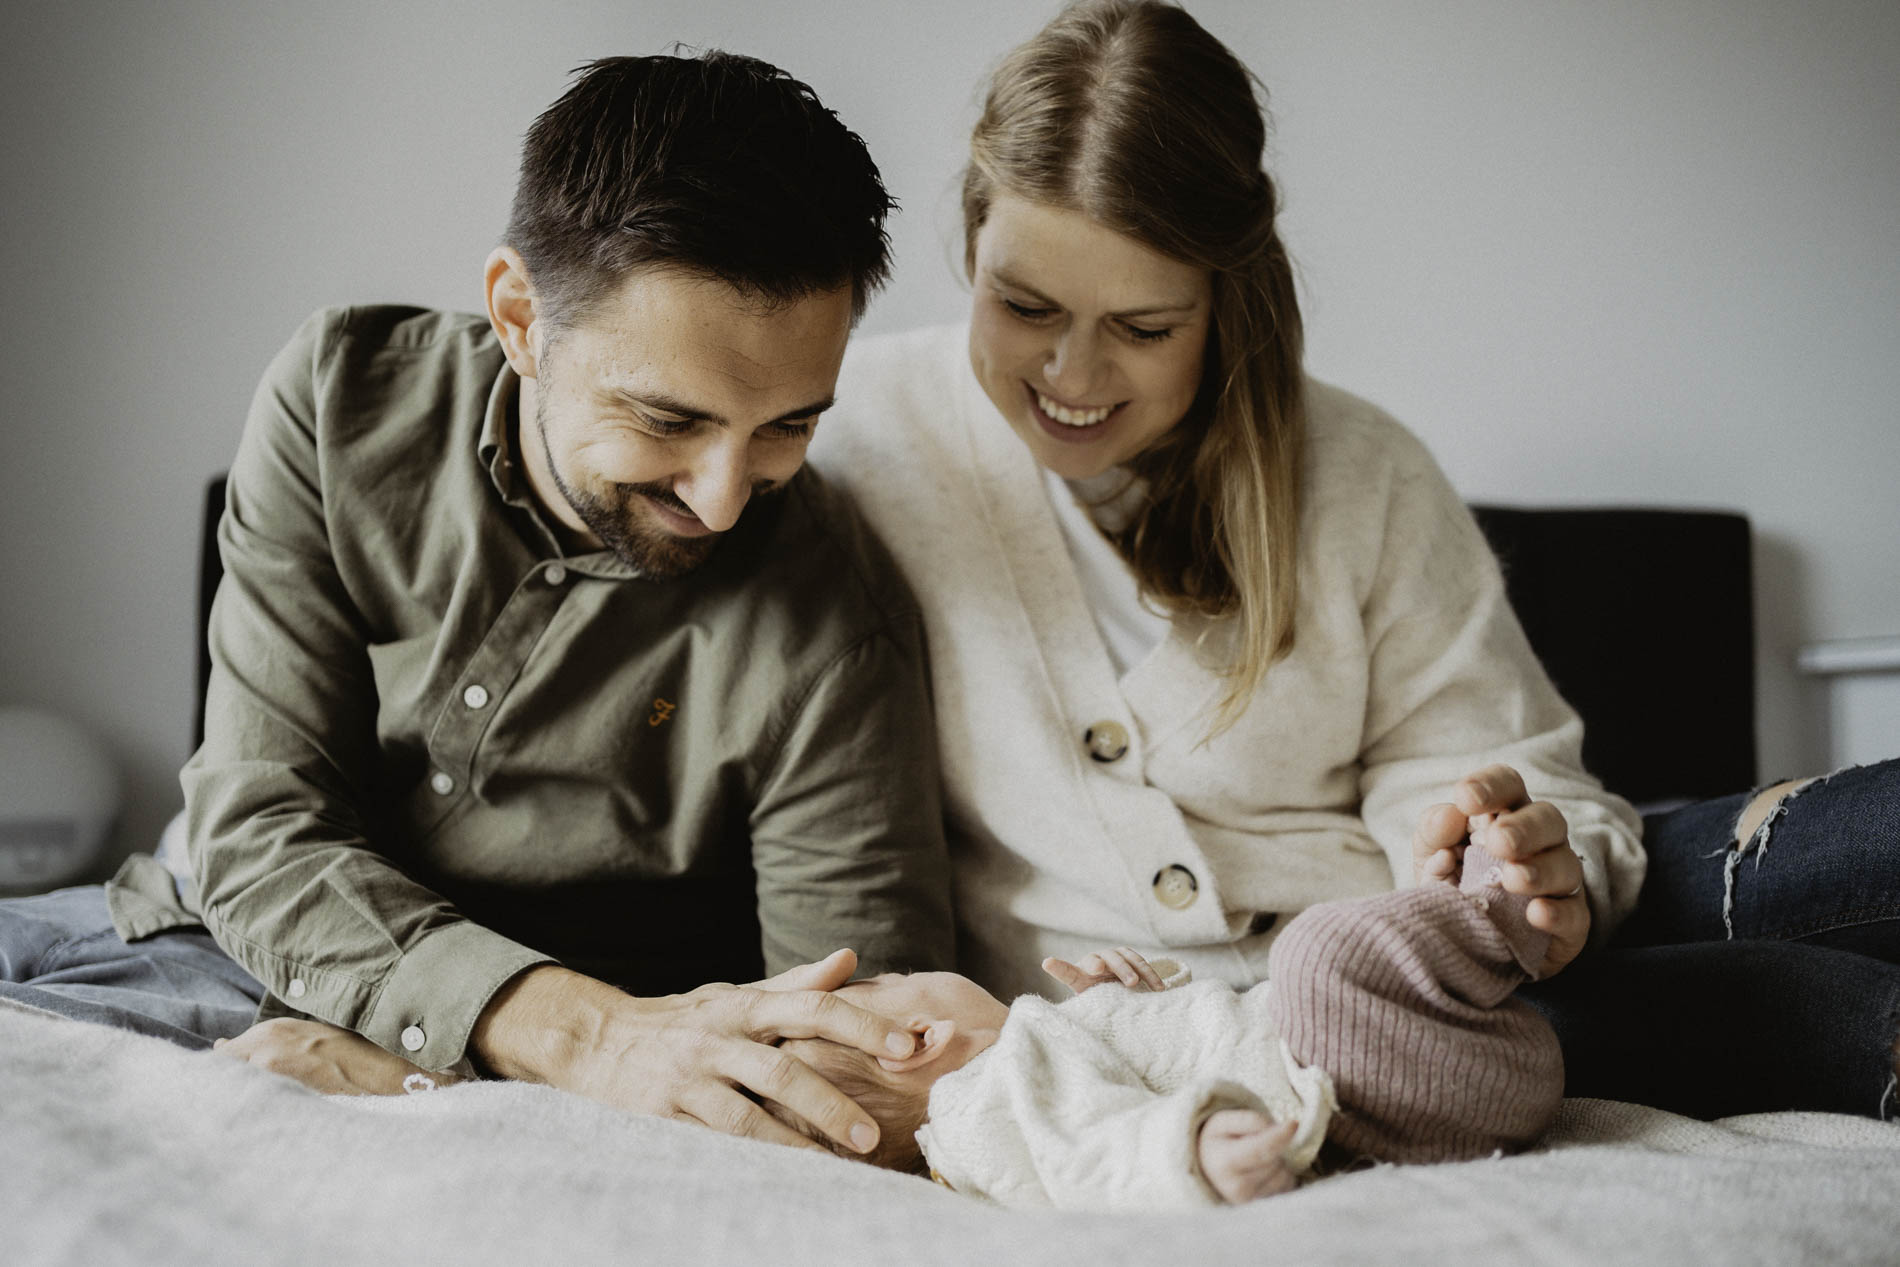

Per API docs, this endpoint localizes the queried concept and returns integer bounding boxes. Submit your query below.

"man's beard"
[529,400,713,581]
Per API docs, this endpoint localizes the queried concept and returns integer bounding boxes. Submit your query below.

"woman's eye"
[765,420,814,440]
[1123,323,1174,343]
[1002,298,1055,321]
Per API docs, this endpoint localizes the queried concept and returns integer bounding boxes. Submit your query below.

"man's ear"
[876,1020,957,1073]
[484,247,542,380]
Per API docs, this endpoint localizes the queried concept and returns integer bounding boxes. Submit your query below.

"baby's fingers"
[1042,956,1111,994]
[1114,947,1165,991]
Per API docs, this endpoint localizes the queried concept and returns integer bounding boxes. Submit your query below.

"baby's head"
[772,970,1009,1172]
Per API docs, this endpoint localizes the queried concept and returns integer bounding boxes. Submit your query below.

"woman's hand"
[1412,764,1590,976]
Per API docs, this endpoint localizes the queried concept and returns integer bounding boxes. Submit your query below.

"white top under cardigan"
[916,962,1337,1210]
[811,325,1645,1001]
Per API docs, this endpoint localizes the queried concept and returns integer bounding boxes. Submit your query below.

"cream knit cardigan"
[813,325,1645,1000]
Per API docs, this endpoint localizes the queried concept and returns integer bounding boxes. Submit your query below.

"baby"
[773,844,1563,1209]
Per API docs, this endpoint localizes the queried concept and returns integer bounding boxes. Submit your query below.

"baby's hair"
[769,1037,931,1174]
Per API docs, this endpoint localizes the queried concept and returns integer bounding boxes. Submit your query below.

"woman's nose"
[1043,328,1103,399]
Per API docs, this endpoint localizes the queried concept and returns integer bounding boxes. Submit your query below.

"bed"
[11,492,1896,1263]
[6,994,1898,1265]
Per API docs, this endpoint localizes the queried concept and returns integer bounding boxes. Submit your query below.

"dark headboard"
[1470,505,1756,806]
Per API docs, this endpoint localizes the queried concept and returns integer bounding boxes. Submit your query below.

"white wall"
[3,0,1895,871]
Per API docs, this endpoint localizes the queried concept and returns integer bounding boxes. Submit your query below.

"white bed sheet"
[6,996,1899,1267]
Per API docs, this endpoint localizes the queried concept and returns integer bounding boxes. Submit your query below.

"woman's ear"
[876,1020,956,1073]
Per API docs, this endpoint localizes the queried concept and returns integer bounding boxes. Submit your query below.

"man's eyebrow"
[598,386,835,427]
[990,268,1201,319]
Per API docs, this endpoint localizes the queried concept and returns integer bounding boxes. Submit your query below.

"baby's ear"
[876,1020,956,1073]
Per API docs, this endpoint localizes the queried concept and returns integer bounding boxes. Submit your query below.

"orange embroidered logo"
[648,698,676,727]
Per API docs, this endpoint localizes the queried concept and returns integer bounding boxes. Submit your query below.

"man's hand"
[214,1017,456,1096]
[1042,946,1166,994]
[1412,763,1590,976]
[1197,1109,1298,1204]
[469,948,917,1156]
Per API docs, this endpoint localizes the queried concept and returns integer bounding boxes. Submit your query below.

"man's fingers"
[750,948,857,994]
[674,1088,829,1153]
[1453,764,1531,816]
[737,985,916,1060]
[719,1040,881,1154]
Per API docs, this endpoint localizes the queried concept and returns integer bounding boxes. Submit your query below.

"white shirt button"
[429,771,455,796]
[462,684,490,710]
[1084,720,1129,763]
[287,978,306,999]
[400,1025,426,1052]
[1152,865,1199,910]
[545,563,568,586]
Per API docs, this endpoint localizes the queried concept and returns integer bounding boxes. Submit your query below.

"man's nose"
[673,440,752,533]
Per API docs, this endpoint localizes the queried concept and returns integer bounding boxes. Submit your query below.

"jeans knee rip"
[1718,771,1841,939]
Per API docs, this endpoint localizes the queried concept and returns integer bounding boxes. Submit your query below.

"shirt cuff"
[359,921,554,1072]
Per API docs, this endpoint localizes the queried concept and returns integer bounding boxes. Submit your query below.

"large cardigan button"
[1084,721,1129,763]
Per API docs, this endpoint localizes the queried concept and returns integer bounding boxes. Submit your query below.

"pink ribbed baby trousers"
[1264,846,1565,1164]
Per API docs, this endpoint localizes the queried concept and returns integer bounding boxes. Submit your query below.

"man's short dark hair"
[505,52,895,328]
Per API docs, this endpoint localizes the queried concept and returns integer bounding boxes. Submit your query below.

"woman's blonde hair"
[964,0,1305,730]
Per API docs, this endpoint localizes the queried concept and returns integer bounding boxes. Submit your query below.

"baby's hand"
[1041,947,1165,994]
[1196,1108,1298,1204]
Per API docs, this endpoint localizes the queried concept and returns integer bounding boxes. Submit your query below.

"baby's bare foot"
[1197,1108,1298,1203]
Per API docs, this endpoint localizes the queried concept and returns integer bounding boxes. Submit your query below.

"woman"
[812,0,1900,1118]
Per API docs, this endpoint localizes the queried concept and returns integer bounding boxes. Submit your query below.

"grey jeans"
[0,884,263,1048]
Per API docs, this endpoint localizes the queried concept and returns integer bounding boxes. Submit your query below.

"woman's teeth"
[1036,390,1113,427]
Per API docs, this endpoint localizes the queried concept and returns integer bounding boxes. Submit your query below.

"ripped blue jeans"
[1521,756,1900,1119]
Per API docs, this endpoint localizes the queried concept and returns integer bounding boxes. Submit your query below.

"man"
[0,51,952,1159]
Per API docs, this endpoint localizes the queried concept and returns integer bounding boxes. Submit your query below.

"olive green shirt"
[107,306,953,1071]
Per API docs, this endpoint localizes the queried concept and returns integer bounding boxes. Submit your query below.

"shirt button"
[401,1025,426,1052]
[1084,720,1129,763]
[287,978,306,999]
[429,771,455,796]
[462,684,490,710]
[1153,865,1199,910]
[545,563,568,586]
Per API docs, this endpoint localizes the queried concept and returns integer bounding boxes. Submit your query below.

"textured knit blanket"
[5,996,1898,1267]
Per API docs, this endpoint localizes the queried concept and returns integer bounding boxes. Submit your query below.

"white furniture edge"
[1795,635,1900,676]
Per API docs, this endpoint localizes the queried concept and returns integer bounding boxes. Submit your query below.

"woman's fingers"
[1411,801,1469,884]
[1453,764,1531,816]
